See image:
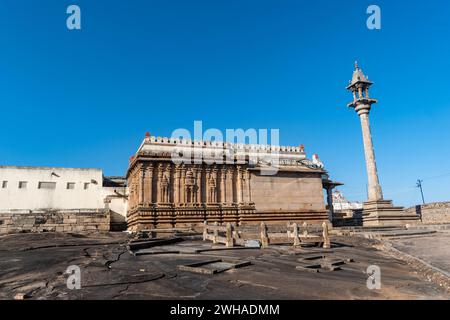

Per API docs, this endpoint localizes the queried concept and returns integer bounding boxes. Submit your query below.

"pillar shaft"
[359,111,383,201]
[220,168,226,204]
[195,167,201,204]
[138,165,145,205]
[156,164,164,203]
[211,169,218,203]
[226,168,233,204]
[174,166,180,204]
[143,165,153,205]
[236,167,242,204]
[181,167,186,204]
[246,170,252,203]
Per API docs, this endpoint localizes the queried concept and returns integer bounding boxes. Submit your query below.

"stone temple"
[126,134,334,231]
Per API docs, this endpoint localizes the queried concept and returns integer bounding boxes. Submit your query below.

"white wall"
[101,186,128,222]
[0,166,105,210]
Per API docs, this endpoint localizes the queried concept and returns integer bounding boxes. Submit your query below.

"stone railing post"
[226,223,234,247]
[213,222,219,244]
[202,221,208,241]
[260,222,269,247]
[292,222,300,246]
[322,221,331,249]
[302,222,308,237]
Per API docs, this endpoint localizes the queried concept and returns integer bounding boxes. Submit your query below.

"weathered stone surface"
[0,232,448,299]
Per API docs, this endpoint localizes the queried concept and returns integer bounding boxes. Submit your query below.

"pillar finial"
[354,61,359,70]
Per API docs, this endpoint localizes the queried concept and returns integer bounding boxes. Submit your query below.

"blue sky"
[1,0,449,207]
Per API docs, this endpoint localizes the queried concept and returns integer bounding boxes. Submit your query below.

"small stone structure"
[405,202,450,224]
[202,222,235,247]
[0,209,110,234]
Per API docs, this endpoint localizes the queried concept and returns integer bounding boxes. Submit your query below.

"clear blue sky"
[1,0,450,207]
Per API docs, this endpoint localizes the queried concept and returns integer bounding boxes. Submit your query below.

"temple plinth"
[346,62,419,226]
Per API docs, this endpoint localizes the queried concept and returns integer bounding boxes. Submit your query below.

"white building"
[0,166,128,229]
[332,190,363,211]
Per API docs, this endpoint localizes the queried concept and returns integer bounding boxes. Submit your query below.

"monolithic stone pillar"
[347,64,383,203]
[359,112,383,201]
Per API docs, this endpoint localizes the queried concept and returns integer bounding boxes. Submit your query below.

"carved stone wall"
[126,135,329,230]
[127,162,256,230]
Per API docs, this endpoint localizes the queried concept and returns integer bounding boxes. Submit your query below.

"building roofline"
[0,165,103,172]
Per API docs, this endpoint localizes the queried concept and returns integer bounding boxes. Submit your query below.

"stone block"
[73,226,85,232]
[244,240,261,248]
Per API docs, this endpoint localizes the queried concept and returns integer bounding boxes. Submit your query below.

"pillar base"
[362,200,420,227]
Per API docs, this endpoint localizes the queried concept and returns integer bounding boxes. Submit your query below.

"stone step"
[407,224,450,231]
[335,225,405,232]
[361,229,436,239]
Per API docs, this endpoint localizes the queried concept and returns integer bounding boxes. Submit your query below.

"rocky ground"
[0,231,448,300]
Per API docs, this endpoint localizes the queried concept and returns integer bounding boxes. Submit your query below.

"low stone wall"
[405,202,450,225]
[332,209,363,227]
[0,209,110,234]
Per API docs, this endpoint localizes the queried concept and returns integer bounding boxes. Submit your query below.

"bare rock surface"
[0,232,448,299]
